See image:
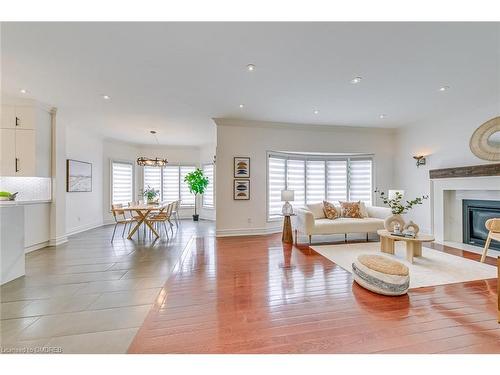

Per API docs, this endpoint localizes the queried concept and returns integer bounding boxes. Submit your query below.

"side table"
[280,214,296,244]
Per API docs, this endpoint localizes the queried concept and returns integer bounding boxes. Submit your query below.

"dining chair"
[148,202,175,238]
[481,218,500,262]
[171,200,181,227]
[111,204,137,242]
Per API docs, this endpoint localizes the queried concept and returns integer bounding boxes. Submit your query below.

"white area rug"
[312,242,497,289]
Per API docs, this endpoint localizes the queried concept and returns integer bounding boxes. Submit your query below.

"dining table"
[121,203,166,240]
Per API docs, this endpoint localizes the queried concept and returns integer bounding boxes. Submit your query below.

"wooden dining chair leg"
[122,223,126,237]
[111,223,118,242]
[481,234,492,263]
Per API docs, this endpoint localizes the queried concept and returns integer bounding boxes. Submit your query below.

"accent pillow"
[306,202,326,219]
[359,201,369,218]
[339,201,363,218]
[323,200,339,220]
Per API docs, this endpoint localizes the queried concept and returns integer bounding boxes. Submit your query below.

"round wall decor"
[469,116,500,161]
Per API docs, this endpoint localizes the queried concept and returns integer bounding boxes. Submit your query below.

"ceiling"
[1,22,499,146]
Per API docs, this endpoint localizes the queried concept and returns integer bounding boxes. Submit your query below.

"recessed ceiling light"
[313,109,320,115]
[379,114,387,119]
[102,95,111,100]
[239,104,244,108]
[246,64,256,72]
[438,85,450,92]
[20,89,28,94]
[350,76,363,84]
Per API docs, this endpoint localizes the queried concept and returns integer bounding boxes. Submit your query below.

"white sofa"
[295,205,392,244]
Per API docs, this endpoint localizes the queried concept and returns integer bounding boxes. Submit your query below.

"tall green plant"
[184,168,209,216]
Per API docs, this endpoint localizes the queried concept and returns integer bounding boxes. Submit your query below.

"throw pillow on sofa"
[339,201,363,218]
[306,202,326,219]
[359,201,369,218]
[322,200,339,220]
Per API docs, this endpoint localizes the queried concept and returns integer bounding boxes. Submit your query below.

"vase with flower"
[374,189,428,232]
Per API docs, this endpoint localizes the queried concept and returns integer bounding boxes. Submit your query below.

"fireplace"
[462,199,500,250]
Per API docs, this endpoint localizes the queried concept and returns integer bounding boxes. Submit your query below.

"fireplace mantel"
[429,163,500,179]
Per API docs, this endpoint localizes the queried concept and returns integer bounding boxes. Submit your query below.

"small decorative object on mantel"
[234,157,250,178]
[143,185,160,205]
[469,116,500,161]
[184,168,209,221]
[375,189,428,232]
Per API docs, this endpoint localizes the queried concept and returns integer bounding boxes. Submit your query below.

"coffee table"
[377,229,435,263]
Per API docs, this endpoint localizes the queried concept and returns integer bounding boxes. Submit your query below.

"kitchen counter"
[0,199,52,206]
[1,205,25,284]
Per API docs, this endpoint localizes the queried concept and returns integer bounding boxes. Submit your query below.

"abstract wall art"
[234,157,250,178]
[233,179,250,200]
[67,159,92,192]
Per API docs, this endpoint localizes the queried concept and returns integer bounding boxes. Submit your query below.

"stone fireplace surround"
[431,174,500,254]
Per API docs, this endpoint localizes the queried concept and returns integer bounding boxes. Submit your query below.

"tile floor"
[0,219,215,353]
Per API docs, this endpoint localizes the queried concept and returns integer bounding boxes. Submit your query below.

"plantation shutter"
[286,159,305,208]
[180,166,196,206]
[143,166,162,199]
[268,157,286,220]
[326,160,348,202]
[112,161,133,205]
[306,160,326,204]
[162,165,180,202]
[349,159,373,204]
[202,164,214,208]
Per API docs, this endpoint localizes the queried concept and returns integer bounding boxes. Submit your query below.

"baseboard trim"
[66,222,103,237]
[25,240,50,253]
[48,235,68,247]
[216,226,281,237]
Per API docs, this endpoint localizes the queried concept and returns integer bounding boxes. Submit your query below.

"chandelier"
[136,157,168,167]
[136,131,168,167]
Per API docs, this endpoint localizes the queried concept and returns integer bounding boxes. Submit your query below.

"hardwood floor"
[128,234,500,354]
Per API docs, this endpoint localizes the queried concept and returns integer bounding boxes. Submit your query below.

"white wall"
[199,142,216,221]
[215,119,397,236]
[394,102,499,233]
[65,126,104,235]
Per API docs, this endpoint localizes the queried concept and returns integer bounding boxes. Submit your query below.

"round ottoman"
[352,254,409,296]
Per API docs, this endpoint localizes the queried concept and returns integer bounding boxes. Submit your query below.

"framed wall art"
[233,179,250,200]
[234,157,250,178]
[67,159,92,192]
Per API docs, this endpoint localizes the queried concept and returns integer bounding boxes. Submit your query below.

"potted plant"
[143,185,159,204]
[374,189,428,232]
[184,168,209,221]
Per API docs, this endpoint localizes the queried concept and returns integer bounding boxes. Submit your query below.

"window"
[162,166,180,202]
[180,166,196,206]
[143,165,196,206]
[111,161,133,205]
[267,152,373,220]
[202,164,215,208]
[143,166,161,196]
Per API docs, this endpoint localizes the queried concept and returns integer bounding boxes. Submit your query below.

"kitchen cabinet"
[1,105,36,129]
[0,102,51,177]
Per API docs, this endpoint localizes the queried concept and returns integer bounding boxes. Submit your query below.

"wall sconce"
[413,155,426,167]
